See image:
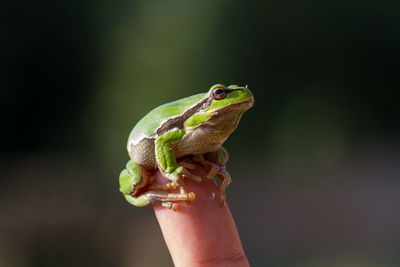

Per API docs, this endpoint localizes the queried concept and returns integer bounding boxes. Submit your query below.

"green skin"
[119,84,254,210]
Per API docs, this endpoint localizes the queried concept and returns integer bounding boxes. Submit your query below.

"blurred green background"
[1,1,400,266]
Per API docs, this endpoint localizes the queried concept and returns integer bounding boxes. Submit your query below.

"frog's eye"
[212,87,227,100]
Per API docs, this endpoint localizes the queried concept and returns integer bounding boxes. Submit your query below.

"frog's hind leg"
[119,160,149,199]
[125,190,196,210]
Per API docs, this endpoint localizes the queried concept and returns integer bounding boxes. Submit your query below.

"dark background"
[1,1,400,266]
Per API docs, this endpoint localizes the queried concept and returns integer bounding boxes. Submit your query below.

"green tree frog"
[119,84,254,210]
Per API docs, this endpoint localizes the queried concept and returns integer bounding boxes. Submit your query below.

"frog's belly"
[128,138,157,170]
[174,127,227,158]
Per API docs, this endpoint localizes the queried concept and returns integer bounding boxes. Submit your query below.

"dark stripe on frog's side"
[156,94,212,136]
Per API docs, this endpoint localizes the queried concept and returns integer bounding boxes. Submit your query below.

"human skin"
[153,164,250,267]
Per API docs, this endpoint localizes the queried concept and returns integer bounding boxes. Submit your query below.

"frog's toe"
[180,161,196,170]
[161,201,179,211]
[219,193,226,206]
[171,203,179,211]
[187,192,196,201]
[180,171,203,183]
[149,181,178,190]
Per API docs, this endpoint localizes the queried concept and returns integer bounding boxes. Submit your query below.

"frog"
[119,84,254,210]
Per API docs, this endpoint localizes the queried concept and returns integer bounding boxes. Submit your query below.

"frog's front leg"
[154,128,202,193]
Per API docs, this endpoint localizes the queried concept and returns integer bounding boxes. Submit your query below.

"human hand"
[153,164,250,267]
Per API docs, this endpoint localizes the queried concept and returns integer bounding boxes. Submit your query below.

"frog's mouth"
[219,97,254,112]
[244,97,255,108]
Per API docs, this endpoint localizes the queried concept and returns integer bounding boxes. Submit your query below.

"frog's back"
[130,93,206,141]
[127,92,207,169]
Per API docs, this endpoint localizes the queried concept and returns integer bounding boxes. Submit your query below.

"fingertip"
[154,178,249,267]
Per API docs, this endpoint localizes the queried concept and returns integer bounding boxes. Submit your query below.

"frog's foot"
[179,161,196,170]
[191,155,221,180]
[150,191,196,210]
[161,202,179,211]
[178,159,210,183]
[191,154,232,206]
[149,181,178,190]
[216,168,231,206]
[126,190,195,210]
[180,168,203,184]
[205,166,220,181]
[162,166,203,192]
[175,176,188,194]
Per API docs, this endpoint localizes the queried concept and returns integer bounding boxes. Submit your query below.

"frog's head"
[184,84,254,140]
[204,84,254,113]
